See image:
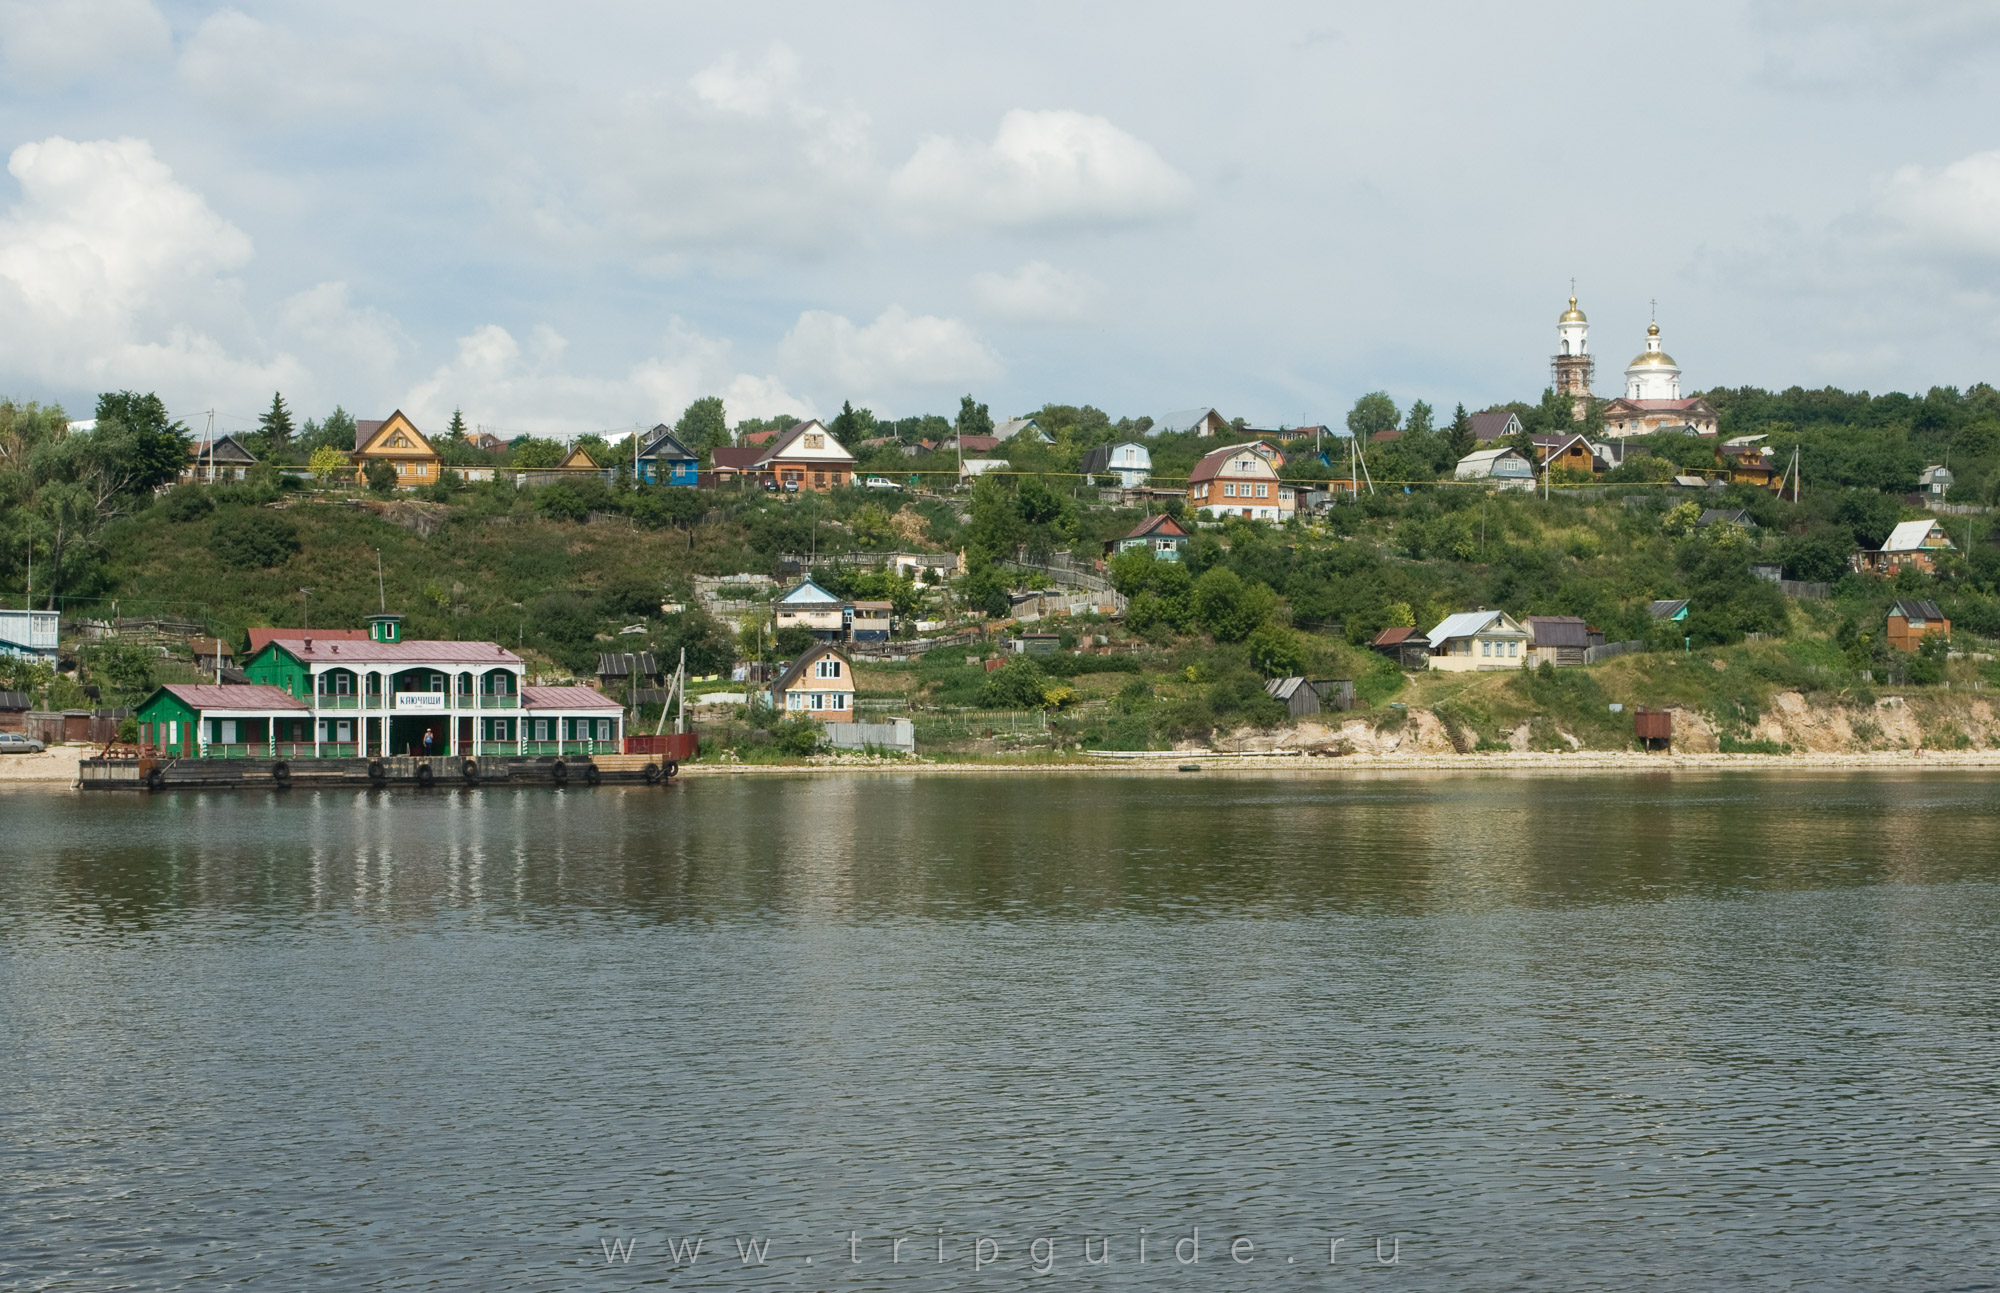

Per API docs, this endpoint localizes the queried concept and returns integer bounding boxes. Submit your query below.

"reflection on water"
[3,772,1999,1290]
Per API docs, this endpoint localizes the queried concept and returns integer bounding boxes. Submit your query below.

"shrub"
[536,484,590,522]
[161,487,213,522]
[211,510,301,569]
[365,459,397,493]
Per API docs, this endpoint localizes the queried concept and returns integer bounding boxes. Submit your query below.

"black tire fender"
[367,758,386,782]
[643,762,661,784]
[550,759,568,784]
[145,766,165,791]
[416,763,434,787]
[583,763,601,786]
[461,758,479,782]
[272,761,291,785]
[664,759,678,780]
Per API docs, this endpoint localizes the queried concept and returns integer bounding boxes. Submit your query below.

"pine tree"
[447,408,468,441]
[1444,402,1476,460]
[258,392,295,452]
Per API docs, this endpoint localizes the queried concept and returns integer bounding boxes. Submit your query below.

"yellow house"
[352,410,442,489]
[557,445,600,470]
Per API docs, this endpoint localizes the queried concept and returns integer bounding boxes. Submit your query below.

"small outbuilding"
[1369,626,1432,668]
[1264,677,1354,718]
[1886,599,1949,653]
[1525,615,1591,667]
[1648,599,1690,623]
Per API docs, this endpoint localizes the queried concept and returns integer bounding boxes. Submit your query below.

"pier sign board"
[393,693,447,712]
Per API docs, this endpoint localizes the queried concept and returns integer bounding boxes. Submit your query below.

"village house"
[1425,610,1530,671]
[1529,433,1597,475]
[1187,442,1296,521]
[0,608,59,662]
[555,444,600,472]
[1919,465,1954,500]
[943,434,1001,454]
[1854,519,1956,575]
[352,411,442,489]
[1470,411,1525,443]
[1105,513,1189,560]
[850,602,893,644]
[634,425,700,486]
[774,579,847,641]
[135,684,311,758]
[181,434,257,483]
[1454,447,1536,490]
[959,458,1008,483]
[1370,626,1432,668]
[1886,599,1950,652]
[1151,408,1232,438]
[1081,441,1152,488]
[1717,437,1781,489]
[994,417,1052,444]
[769,642,855,721]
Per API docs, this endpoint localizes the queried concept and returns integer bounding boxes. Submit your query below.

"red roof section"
[1123,514,1189,540]
[522,685,621,710]
[711,446,762,471]
[1371,626,1421,647]
[162,683,308,711]
[268,639,522,665]
[741,429,779,446]
[246,627,370,651]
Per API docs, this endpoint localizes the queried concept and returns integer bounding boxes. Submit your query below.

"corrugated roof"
[1893,599,1946,621]
[1469,411,1518,441]
[271,639,521,665]
[1882,519,1945,552]
[1154,408,1222,435]
[710,446,761,470]
[597,652,658,677]
[1649,599,1689,619]
[246,627,370,650]
[521,685,621,711]
[1264,676,1308,701]
[1371,626,1424,647]
[1427,610,1508,642]
[161,683,308,711]
[776,579,840,606]
[1122,514,1188,540]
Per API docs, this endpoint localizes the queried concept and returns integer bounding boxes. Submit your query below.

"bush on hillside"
[211,510,300,569]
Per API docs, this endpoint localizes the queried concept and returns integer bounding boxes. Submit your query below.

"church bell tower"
[1551,287,1594,420]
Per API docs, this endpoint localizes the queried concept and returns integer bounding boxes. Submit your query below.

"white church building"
[1552,296,1719,437]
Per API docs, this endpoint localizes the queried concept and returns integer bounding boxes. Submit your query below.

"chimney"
[304,637,312,651]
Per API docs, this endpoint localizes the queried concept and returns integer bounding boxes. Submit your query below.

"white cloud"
[569,50,876,255]
[403,320,811,436]
[889,108,1194,230]
[971,260,1096,322]
[176,9,380,119]
[690,44,801,117]
[0,0,169,90]
[1869,149,2000,267]
[778,306,1002,397]
[0,135,311,406]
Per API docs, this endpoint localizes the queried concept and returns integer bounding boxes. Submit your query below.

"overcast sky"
[2,0,1998,439]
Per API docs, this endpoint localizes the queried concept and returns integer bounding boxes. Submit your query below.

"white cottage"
[1425,610,1531,671]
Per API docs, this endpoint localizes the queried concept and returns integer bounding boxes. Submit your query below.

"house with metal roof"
[774,579,847,642]
[181,433,258,484]
[768,642,854,722]
[1854,518,1955,575]
[1151,408,1231,437]
[1920,464,1954,500]
[1454,447,1535,491]
[994,417,1052,444]
[351,410,442,490]
[1187,442,1295,521]
[1425,610,1530,671]
[1648,599,1690,622]
[635,425,699,486]
[1105,514,1189,560]
[1886,600,1949,653]
[1469,411,1525,443]
[1081,440,1152,488]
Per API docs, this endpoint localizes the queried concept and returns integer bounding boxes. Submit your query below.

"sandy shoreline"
[5,745,1995,788]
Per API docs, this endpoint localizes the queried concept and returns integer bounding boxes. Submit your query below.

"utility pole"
[375,549,387,613]
[204,410,215,482]
[300,587,311,631]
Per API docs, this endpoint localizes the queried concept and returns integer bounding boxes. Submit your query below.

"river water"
[3,771,1998,1290]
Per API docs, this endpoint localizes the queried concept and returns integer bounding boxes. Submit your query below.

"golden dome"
[1628,347,1679,369]
[1559,296,1586,323]
[1647,321,1660,336]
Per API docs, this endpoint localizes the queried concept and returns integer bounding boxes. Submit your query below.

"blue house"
[636,425,699,486]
